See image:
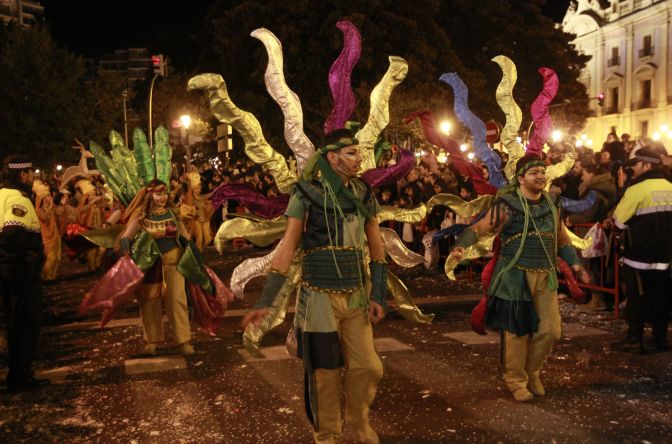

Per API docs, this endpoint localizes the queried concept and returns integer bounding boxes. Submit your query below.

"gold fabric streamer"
[214,216,287,250]
[356,56,408,172]
[492,55,524,181]
[243,258,301,358]
[545,144,576,190]
[80,226,123,249]
[426,194,493,218]
[251,28,315,172]
[187,74,297,194]
[444,233,495,280]
[563,225,593,250]
[377,204,427,224]
[379,227,424,268]
[387,272,434,323]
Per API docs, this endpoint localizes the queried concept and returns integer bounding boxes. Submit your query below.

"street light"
[439,120,451,135]
[180,114,193,171]
[459,143,468,152]
[467,152,475,160]
[551,130,562,142]
[652,132,661,141]
[56,164,63,171]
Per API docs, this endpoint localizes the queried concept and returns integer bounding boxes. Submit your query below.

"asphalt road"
[1,246,670,443]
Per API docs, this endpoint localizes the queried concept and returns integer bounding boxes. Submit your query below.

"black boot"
[612,334,647,354]
[654,336,669,352]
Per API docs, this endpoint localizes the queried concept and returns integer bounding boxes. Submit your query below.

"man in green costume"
[452,154,589,401]
[242,128,387,444]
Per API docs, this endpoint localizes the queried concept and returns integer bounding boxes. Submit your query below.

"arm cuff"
[453,227,478,250]
[558,244,580,266]
[369,260,388,311]
[255,270,288,308]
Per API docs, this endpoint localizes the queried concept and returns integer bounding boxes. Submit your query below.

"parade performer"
[119,179,197,355]
[242,129,386,444]
[33,180,61,281]
[0,154,50,392]
[181,172,213,252]
[451,154,589,401]
[79,127,232,355]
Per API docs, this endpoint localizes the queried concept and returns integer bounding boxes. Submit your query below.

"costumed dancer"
[242,129,387,444]
[0,154,50,392]
[119,180,198,355]
[79,127,232,355]
[33,180,61,281]
[451,154,589,401]
[181,172,213,252]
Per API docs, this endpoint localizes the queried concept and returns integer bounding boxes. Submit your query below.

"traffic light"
[597,92,605,106]
[151,54,166,76]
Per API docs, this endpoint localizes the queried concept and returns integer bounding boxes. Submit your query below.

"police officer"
[608,147,672,353]
[0,154,49,392]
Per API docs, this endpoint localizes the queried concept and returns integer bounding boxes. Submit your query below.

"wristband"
[255,269,288,308]
[558,244,580,266]
[453,227,478,250]
[120,238,131,256]
[369,260,388,311]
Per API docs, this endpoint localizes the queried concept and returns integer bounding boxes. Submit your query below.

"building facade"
[0,0,43,27]
[563,0,672,143]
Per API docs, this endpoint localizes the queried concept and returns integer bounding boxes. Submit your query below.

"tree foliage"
[0,24,133,167]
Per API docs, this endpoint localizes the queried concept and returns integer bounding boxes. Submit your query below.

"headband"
[319,137,359,154]
[8,162,32,169]
[516,159,545,176]
[146,183,167,193]
[302,137,359,180]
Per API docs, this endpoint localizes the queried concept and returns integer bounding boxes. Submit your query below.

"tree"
[438,0,591,134]
[0,24,134,167]
[0,24,86,166]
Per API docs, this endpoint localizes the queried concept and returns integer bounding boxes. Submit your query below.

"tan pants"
[504,271,562,394]
[137,248,191,345]
[42,240,61,281]
[313,293,383,444]
[85,247,105,272]
[192,221,212,252]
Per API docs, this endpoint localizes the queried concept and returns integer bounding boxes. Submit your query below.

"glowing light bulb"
[467,152,475,160]
[439,120,451,134]
[652,132,661,141]
[660,124,669,133]
[551,130,562,142]
[581,134,588,141]
[459,144,468,152]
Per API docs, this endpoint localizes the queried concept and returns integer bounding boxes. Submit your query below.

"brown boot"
[578,293,607,311]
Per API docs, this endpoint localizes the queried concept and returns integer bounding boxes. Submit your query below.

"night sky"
[42,0,573,59]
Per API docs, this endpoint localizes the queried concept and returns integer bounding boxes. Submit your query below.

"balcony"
[639,46,654,58]
[607,56,620,67]
[632,98,652,110]
[604,105,619,115]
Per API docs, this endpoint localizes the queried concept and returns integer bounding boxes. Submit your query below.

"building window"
[608,47,620,67]
[641,120,648,138]
[607,87,619,114]
[639,35,653,58]
[640,79,651,108]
